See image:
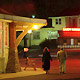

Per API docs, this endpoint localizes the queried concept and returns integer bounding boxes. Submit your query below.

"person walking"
[24,57,36,71]
[42,47,52,74]
[57,47,67,74]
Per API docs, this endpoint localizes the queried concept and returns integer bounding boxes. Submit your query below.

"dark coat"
[42,50,52,70]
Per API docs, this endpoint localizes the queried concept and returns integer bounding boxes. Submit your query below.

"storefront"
[58,28,80,48]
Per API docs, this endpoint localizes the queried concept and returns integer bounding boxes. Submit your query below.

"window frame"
[33,31,40,40]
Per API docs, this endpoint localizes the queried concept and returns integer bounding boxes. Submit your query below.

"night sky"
[0,0,80,19]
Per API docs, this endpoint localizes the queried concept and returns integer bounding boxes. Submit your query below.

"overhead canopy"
[0,13,47,31]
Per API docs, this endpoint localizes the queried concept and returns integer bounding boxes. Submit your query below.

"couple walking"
[42,47,67,74]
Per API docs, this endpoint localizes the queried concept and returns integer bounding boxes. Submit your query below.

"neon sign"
[63,28,80,31]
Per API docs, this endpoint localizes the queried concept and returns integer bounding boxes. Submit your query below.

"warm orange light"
[63,28,80,31]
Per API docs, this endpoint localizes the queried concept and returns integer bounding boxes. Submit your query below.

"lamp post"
[28,30,32,47]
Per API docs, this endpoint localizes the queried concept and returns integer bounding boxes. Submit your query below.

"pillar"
[6,22,21,73]
[1,22,5,73]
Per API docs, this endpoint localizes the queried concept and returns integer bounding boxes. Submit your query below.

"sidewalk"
[0,57,80,80]
[0,68,45,80]
[0,67,80,80]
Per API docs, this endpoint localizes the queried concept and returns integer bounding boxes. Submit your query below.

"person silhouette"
[57,47,67,74]
[42,47,52,74]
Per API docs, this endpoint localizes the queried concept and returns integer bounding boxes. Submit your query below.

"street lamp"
[33,25,38,29]
[28,30,32,34]
[32,15,35,18]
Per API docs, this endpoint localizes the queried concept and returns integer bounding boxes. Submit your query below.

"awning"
[0,13,47,31]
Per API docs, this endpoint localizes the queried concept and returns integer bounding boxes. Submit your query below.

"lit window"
[33,32,40,39]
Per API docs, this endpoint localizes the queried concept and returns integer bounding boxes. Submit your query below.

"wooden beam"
[15,25,33,47]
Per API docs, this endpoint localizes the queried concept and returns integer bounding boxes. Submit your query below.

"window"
[78,39,80,43]
[78,19,80,27]
[33,32,40,39]
[47,19,52,27]
[4,24,9,47]
[63,39,67,43]
[0,22,2,30]
[79,19,80,25]
[59,19,61,24]
[55,18,61,25]
[55,19,58,24]
[73,19,76,27]
[0,22,2,53]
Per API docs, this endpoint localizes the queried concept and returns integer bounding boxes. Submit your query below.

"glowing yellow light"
[28,30,32,33]
[33,25,38,29]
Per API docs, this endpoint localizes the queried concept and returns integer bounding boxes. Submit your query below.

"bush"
[39,39,57,49]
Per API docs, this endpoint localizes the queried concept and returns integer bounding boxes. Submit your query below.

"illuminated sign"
[63,28,80,31]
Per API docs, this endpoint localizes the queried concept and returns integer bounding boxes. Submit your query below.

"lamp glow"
[28,30,32,34]
[33,25,38,29]
[32,15,35,18]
